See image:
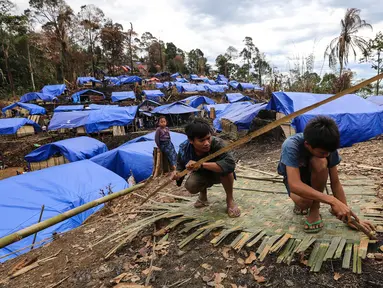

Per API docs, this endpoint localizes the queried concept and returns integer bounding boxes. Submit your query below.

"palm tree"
[325,8,372,75]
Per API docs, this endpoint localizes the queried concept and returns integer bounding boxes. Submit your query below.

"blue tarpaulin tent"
[226,93,253,103]
[111,91,136,102]
[48,111,90,130]
[41,84,66,97]
[151,102,199,115]
[72,89,105,103]
[115,76,142,86]
[91,132,187,182]
[229,81,239,89]
[217,74,229,84]
[87,104,118,110]
[0,118,41,135]
[238,83,263,91]
[266,92,383,147]
[2,102,46,115]
[171,72,181,78]
[367,95,383,106]
[156,83,165,89]
[77,77,102,85]
[204,103,231,116]
[25,136,107,163]
[175,78,189,83]
[190,74,204,81]
[143,90,165,101]
[180,96,216,108]
[0,160,128,262]
[214,102,266,131]
[204,84,228,93]
[54,105,84,112]
[19,92,57,103]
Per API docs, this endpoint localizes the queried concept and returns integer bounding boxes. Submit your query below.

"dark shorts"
[159,141,177,167]
[283,167,311,196]
[184,171,222,194]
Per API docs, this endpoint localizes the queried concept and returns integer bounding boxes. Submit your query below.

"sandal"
[227,204,241,218]
[194,198,209,208]
[304,215,323,233]
[293,205,309,215]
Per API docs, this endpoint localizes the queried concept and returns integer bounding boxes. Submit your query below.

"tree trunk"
[258,59,262,86]
[3,42,15,97]
[89,30,96,78]
[129,22,134,75]
[60,41,65,82]
[377,51,380,95]
[26,39,36,91]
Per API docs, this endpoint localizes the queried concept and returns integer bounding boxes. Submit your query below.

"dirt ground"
[0,133,382,287]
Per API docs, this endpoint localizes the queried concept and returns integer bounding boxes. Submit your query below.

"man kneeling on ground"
[172,119,240,218]
[278,116,374,233]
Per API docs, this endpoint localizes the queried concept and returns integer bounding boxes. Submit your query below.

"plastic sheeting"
[115,76,142,86]
[180,96,216,108]
[0,160,128,262]
[77,77,102,85]
[229,81,239,89]
[238,83,263,91]
[226,93,253,103]
[203,103,231,116]
[25,136,108,163]
[2,102,46,115]
[266,92,383,147]
[19,92,57,103]
[367,95,383,106]
[214,102,266,131]
[87,104,118,110]
[190,74,204,81]
[41,84,66,97]
[175,78,189,83]
[72,89,105,103]
[104,76,119,85]
[155,83,165,89]
[111,91,136,102]
[204,84,228,93]
[151,102,199,115]
[0,118,41,135]
[91,131,187,182]
[171,72,181,78]
[217,74,229,84]
[143,90,165,101]
[48,111,90,130]
[54,105,84,112]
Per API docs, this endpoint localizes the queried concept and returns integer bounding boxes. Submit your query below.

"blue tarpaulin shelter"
[91,132,187,182]
[25,136,107,163]
[175,83,197,93]
[104,76,119,84]
[48,111,90,130]
[238,83,263,91]
[87,104,118,110]
[111,91,136,102]
[0,118,41,135]
[77,77,102,85]
[180,96,216,108]
[151,102,199,115]
[54,105,84,112]
[214,102,266,131]
[204,103,231,116]
[156,83,165,89]
[217,74,229,84]
[2,102,46,115]
[19,92,57,103]
[171,72,181,78]
[266,92,383,147]
[204,84,228,93]
[367,95,383,106]
[143,90,165,101]
[72,89,105,103]
[0,160,128,262]
[190,74,204,81]
[41,84,66,97]
[175,78,189,83]
[226,93,253,103]
[115,76,142,86]
[229,81,240,89]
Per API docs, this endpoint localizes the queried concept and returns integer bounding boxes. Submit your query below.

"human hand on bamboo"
[330,206,375,233]
[186,160,201,171]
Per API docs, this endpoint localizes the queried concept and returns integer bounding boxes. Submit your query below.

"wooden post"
[210,107,216,119]
[30,205,45,250]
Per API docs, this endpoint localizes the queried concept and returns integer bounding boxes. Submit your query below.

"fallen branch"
[145,234,157,286]
[46,276,69,288]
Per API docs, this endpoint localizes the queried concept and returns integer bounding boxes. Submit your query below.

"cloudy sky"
[14,0,383,79]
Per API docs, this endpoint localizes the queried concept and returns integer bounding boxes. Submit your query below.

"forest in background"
[1,0,382,99]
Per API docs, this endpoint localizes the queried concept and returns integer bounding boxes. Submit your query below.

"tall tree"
[325,8,372,75]
[77,4,104,77]
[188,48,207,74]
[239,37,258,81]
[127,22,137,74]
[252,52,270,86]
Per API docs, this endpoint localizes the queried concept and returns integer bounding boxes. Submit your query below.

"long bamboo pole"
[139,73,383,208]
[0,183,145,249]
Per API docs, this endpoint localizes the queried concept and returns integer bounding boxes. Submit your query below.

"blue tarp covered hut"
[142,90,165,101]
[151,102,199,115]
[41,84,66,97]
[2,102,46,115]
[180,96,216,108]
[19,92,57,103]
[0,118,41,135]
[72,89,105,103]
[111,91,136,102]
[226,93,253,103]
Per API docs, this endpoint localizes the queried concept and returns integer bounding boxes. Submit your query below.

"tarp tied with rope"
[266,92,383,147]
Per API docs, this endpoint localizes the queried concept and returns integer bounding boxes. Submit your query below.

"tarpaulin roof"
[214,102,266,131]
[226,93,253,103]
[115,76,142,86]
[0,118,41,135]
[203,103,231,116]
[238,83,263,90]
[77,77,102,85]
[143,90,165,101]
[171,72,181,78]
[54,105,84,112]
[367,95,383,106]
[111,91,136,102]
[72,89,105,103]
[266,92,383,147]
[0,160,128,262]
[91,131,187,182]
[217,74,229,84]
[2,102,46,115]
[156,83,165,89]
[175,78,189,83]
[229,81,239,89]
[87,104,119,110]
[48,111,90,130]
[19,92,57,103]
[41,84,66,97]
[190,74,204,81]
[25,136,107,163]
[104,76,119,84]
[204,84,228,93]
[151,102,199,115]
[180,96,216,108]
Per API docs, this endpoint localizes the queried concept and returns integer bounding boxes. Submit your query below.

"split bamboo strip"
[342,243,353,269]
[334,238,347,259]
[277,238,295,263]
[0,183,146,249]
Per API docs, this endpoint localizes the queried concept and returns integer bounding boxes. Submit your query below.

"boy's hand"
[186,160,201,171]
[171,171,181,181]
[330,198,355,223]
[347,219,376,232]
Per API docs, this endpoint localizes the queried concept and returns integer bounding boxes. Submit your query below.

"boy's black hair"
[303,116,340,152]
[157,115,167,126]
[185,118,213,140]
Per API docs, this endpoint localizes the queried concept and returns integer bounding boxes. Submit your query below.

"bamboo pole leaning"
[0,183,146,249]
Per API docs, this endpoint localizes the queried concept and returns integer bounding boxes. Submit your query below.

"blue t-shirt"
[277,133,341,177]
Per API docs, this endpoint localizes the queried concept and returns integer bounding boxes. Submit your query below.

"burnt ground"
[0,133,382,287]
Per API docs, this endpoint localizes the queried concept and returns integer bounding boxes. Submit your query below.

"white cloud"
[13,0,383,79]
